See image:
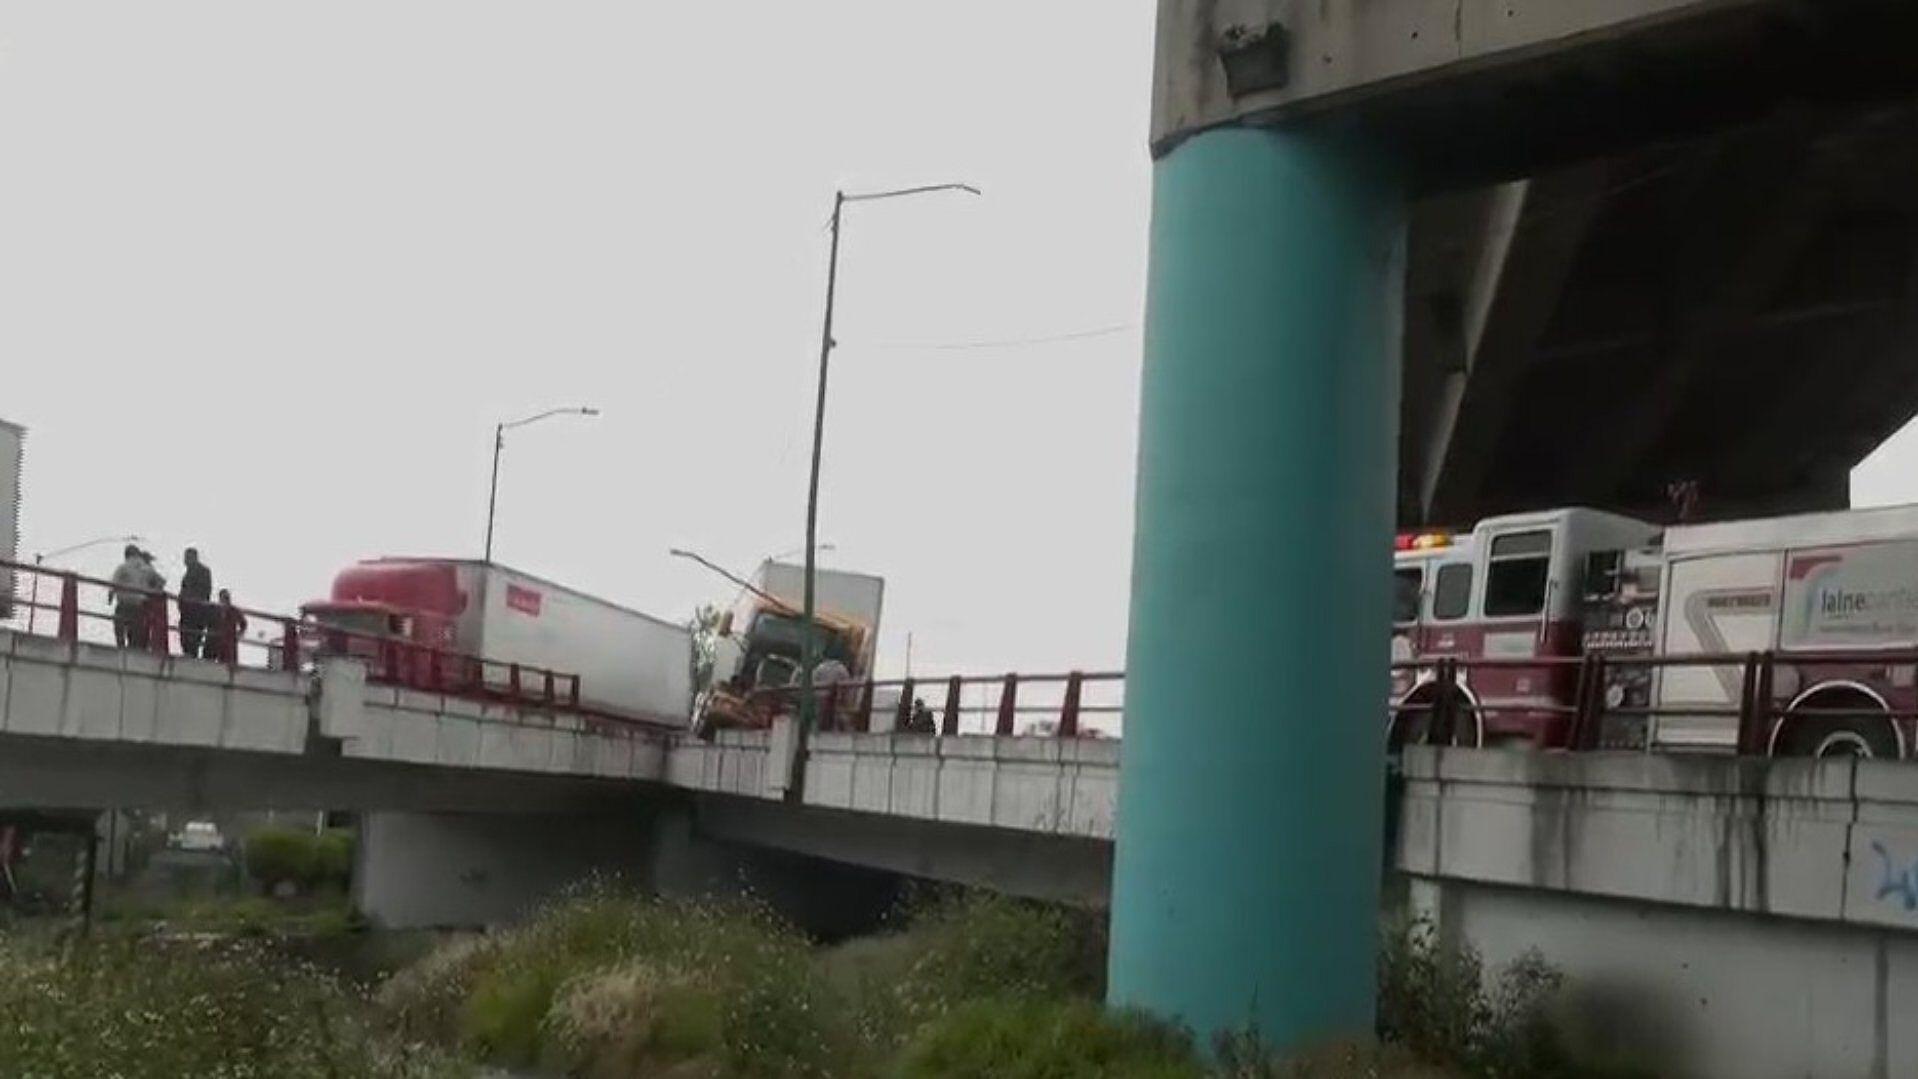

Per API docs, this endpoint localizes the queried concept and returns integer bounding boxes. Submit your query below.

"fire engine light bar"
[1394,532,1452,552]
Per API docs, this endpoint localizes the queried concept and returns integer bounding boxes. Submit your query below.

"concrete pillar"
[1108,126,1405,1048]
[354,810,651,928]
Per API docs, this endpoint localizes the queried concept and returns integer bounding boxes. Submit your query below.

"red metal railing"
[1390,649,1918,757]
[0,557,654,727]
[748,670,1125,738]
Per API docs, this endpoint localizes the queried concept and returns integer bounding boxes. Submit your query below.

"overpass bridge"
[12,619,1918,1075]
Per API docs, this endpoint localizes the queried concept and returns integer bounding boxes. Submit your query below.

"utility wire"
[845,323,1137,352]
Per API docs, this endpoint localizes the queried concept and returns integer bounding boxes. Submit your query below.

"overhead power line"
[844,323,1138,352]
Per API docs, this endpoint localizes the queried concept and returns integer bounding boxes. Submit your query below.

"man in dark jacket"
[179,547,214,658]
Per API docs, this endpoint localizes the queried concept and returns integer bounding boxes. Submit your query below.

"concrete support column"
[1109,126,1405,1048]
[354,810,651,928]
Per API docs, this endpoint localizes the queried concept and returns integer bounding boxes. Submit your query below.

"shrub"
[892,998,1202,1079]
[378,932,502,1045]
[1378,917,1595,1079]
[823,889,1108,1053]
[245,827,355,893]
[383,886,843,1075]
[314,828,356,885]
[546,963,726,1077]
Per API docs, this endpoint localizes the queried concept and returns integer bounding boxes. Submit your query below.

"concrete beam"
[1419,163,1613,521]
[0,733,650,815]
[354,809,654,928]
[1152,0,1752,154]
[694,793,1112,907]
[1567,113,1838,503]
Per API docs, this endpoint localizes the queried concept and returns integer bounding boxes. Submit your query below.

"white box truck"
[303,558,693,724]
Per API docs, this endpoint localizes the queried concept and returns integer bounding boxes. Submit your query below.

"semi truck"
[302,558,693,725]
[697,561,885,733]
[1392,501,1918,759]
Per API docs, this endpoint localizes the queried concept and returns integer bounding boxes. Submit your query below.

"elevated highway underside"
[1179,0,1918,526]
[1405,102,1918,525]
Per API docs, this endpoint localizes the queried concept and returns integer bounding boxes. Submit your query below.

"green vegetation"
[100,892,362,937]
[0,934,459,1079]
[378,886,836,1075]
[369,889,1596,1078]
[1375,917,1649,1079]
[894,998,1202,1079]
[0,882,1621,1078]
[243,826,355,894]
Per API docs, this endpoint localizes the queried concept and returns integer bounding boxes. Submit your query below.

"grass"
[893,998,1203,1079]
[0,932,460,1078]
[99,892,363,938]
[2,882,1620,1078]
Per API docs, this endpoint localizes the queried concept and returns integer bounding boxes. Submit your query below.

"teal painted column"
[1108,126,1405,1050]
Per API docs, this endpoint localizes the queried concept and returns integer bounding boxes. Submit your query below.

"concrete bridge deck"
[15,625,1918,1073]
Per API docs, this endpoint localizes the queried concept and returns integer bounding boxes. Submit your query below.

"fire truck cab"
[1392,508,1661,748]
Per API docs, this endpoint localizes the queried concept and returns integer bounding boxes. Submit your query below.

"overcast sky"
[0,1,1154,690]
[6,3,1918,695]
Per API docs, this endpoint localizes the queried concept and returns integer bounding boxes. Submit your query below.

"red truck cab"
[301,560,467,683]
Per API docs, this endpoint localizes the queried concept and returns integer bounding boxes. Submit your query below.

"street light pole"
[24,534,143,634]
[483,406,599,563]
[799,182,979,733]
[485,424,505,562]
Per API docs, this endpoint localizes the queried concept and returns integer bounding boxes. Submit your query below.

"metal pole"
[800,192,846,734]
[484,423,504,562]
[26,554,41,634]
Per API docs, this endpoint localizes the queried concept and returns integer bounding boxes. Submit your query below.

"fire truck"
[1391,502,1918,760]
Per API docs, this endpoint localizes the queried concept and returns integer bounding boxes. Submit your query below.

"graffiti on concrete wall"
[1870,841,1918,911]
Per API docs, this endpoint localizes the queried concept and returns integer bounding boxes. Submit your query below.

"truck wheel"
[1775,690,1900,760]
[1778,716,1900,760]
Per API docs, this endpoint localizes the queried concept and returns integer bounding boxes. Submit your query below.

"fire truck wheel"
[1776,710,1900,760]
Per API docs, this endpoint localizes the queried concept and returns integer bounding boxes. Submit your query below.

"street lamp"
[801,182,980,733]
[668,543,834,607]
[24,533,144,633]
[484,407,599,562]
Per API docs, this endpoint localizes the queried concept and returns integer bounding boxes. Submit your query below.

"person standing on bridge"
[213,589,247,662]
[179,547,213,659]
[109,544,151,648]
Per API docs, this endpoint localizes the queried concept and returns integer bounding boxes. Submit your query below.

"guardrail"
[748,670,1125,737]
[0,557,608,721]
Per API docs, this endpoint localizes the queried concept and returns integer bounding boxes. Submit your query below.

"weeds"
[893,998,1202,1079]
[0,933,459,1079]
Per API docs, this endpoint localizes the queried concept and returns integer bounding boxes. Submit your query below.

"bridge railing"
[747,670,1125,738]
[1390,650,1918,756]
[0,556,624,725]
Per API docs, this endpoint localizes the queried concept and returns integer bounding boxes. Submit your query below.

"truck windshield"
[747,612,856,665]
[307,609,392,641]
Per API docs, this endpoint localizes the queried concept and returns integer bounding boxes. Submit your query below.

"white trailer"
[461,563,694,723]
[309,557,693,724]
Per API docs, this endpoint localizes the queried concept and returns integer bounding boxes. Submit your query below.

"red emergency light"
[1395,532,1452,552]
